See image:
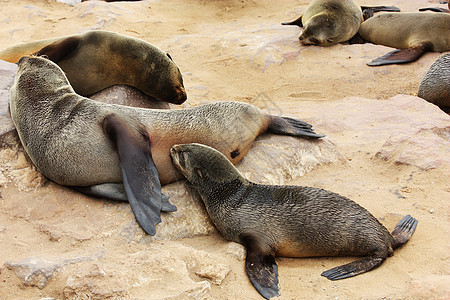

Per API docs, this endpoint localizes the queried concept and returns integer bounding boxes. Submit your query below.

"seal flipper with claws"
[322,215,418,280]
[268,116,325,139]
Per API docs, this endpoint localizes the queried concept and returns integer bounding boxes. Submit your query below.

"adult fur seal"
[358,12,450,66]
[418,54,450,108]
[0,30,187,104]
[9,56,324,236]
[281,0,399,46]
[170,143,418,299]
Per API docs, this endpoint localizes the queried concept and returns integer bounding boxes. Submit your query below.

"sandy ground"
[0,0,449,299]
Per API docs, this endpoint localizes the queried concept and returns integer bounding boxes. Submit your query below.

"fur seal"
[358,12,450,66]
[418,54,450,108]
[170,143,418,299]
[9,56,324,236]
[281,0,399,46]
[0,30,187,104]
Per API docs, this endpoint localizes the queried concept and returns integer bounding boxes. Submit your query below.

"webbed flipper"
[281,15,303,27]
[243,236,280,299]
[367,43,431,66]
[103,113,176,235]
[321,255,385,280]
[268,115,325,139]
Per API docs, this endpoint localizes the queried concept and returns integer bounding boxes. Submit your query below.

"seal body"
[418,54,450,107]
[359,12,450,66]
[10,56,323,236]
[170,143,418,299]
[0,30,187,104]
[282,0,363,46]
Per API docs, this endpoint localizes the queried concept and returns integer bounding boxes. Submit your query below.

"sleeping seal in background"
[358,12,450,66]
[418,53,450,108]
[170,143,418,299]
[0,30,187,104]
[9,55,324,236]
[281,0,399,46]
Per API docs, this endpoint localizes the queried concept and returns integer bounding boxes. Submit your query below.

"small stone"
[226,242,246,261]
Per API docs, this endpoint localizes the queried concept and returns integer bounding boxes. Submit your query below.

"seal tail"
[0,38,61,63]
[391,215,418,249]
[267,115,325,139]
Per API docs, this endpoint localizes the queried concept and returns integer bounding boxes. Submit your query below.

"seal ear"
[33,36,81,63]
[102,113,176,235]
[195,167,204,179]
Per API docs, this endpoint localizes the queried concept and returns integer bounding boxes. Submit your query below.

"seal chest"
[171,143,418,299]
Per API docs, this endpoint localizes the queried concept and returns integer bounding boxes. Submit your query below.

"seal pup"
[9,56,324,236]
[418,53,450,108]
[0,30,187,104]
[358,12,450,66]
[170,143,418,299]
[281,0,399,46]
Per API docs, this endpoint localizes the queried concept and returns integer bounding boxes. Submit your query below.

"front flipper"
[103,114,176,235]
[367,43,431,66]
[321,255,385,280]
[33,36,81,63]
[281,15,303,27]
[243,235,280,299]
[74,183,175,211]
[268,115,325,139]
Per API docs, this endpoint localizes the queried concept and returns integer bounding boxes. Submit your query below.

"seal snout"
[174,85,187,104]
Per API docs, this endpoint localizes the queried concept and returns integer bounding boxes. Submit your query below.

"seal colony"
[281,0,399,46]
[358,12,450,66]
[170,143,418,299]
[9,56,324,236]
[0,30,187,104]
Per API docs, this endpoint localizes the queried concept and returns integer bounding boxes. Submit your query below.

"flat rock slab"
[0,60,17,145]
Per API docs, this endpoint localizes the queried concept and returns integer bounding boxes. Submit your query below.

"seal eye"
[166,53,173,61]
[230,150,239,159]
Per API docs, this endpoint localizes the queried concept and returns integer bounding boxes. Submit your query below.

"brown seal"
[170,143,418,299]
[0,30,186,104]
[418,53,450,108]
[281,0,399,46]
[358,12,450,66]
[9,55,324,236]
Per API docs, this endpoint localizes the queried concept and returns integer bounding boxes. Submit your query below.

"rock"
[64,264,129,299]
[5,254,100,289]
[238,135,344,184]
[226,242,246,261]
[181,247,231,285]
[0,60,17,146]
[89,84,171,109]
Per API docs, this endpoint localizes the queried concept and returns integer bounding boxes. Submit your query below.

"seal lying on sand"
[0,30,186,104]
[9,56,324,236]
[358,12,450,66]
[281,0,399,46]
[418,53,450,108]
[170,143,418,299]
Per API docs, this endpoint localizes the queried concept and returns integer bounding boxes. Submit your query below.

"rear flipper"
[360,6,400,13]
[367,43,431,66]
[281,15,303,27]
[391,215,418,248]
[321,255,385,280]
[103,113,177,235]
[73,184,176,212]
[244,236,280,299]
[419,7,450,13]
[268,115,325,139]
